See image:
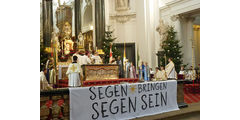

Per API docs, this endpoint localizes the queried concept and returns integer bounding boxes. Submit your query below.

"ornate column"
[171,15,181,42]
[75,0,81,39]
[186,17,195,68]
[95,0,105,49]
[193,25,200,66]
[42,0,53,48]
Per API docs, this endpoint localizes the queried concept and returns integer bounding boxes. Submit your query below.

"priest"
[74,51,83,64]
[153,67,160,81]
[159,66,167,80]
[92,52,102,64]
[49,66,56,87]
[154,66,167,81]
[187,66,196,80]
[165,58,177,80]
[40,67,53,90]
[81,52,92,65]
[66,56,81,87]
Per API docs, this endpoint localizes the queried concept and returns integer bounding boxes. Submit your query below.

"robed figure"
[129,62,137,78]
[158,66,167,80]
[145,62,150,81]
[49,68,56,85]
[66,56,81,87]
[117,56,123,78]
[40,68,53,90]
[92,52,102,64]
[187,66,196,80]
[138,66,142,80]
[140,62,147,81]
[165,58,177,80]
[125,60,131,78]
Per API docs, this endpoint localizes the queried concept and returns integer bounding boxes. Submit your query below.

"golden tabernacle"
[82,64,119,81]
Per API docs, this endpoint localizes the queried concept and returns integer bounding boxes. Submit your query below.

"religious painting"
[115,0,130,11]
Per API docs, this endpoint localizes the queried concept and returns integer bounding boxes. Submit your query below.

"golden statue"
[63,22,72,37]
[62,22,74,55]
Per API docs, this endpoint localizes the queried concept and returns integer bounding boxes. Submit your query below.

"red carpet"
[184,85,200,104]
[184,93,200,104]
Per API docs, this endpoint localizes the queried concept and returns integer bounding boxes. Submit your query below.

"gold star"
[130,85,136,93]
[70,64,77,72]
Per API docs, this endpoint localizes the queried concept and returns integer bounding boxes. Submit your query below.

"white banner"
[70,80,179,120]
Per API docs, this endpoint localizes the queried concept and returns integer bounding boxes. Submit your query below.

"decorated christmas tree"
[102,27,120,64]
[160,26,184,72]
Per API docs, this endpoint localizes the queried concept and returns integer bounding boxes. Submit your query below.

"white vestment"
[92,55,102,64]
[81,55,91,65]
[66,63,81,87]
[129,66,135,78]
[155,71,161,81]
[72,54,84,76]
[155,70,167,81]
[49,69,56,84]
[40,71,52,90]
[150,70,155,75]
[160,70,167,80]
[111,61,117,64]
[125,62,131,78]
[165,61,177,79]
[187,70,196,80]
[179,70,186,75]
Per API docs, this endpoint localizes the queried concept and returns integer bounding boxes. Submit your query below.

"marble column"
[75,0,81,39]
[178,15,188,65]
[171,15,181,41]
[177,15,195,67]
[42,0,53,47]
[95,0,105,49]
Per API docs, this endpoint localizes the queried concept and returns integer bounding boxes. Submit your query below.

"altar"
[82,64,139,86]
[82,64,119,81]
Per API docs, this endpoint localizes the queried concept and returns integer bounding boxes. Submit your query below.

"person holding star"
[66,56,81,87]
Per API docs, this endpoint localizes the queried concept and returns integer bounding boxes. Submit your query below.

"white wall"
[107,0,160,68]
[106,0,200,68]
[159,0,200,67]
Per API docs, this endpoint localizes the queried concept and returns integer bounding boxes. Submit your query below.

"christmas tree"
[102,27,120,63]
[160,26,184,72]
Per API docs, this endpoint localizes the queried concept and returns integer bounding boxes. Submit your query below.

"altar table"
[82,64,119,81]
